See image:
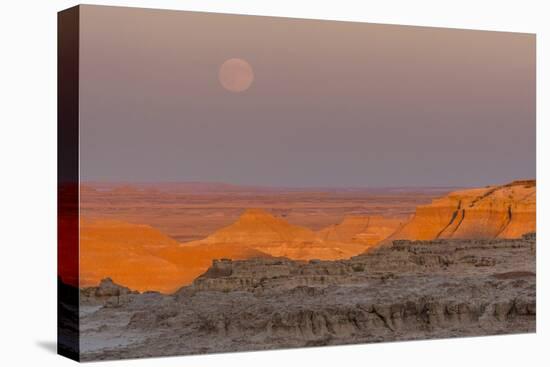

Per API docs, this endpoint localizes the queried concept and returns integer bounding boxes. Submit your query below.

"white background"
[0,0,547,365]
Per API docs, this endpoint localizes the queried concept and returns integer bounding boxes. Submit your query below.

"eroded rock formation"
[318,215,405,247]
[187,209,368,260]
[79,218,271,293]
[78,180,536,294]
[79,234,536,361]
[81,278,139,308]
[387,180,535,242]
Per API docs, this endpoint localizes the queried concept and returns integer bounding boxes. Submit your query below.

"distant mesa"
[74,180,536,293]
[80,181,280,194]
[386,180,536,242]
[194,208,320,246]
[318,215,406,247]
[187,209,369,260]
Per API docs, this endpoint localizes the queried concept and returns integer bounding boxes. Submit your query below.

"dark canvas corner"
[57,5,80,362]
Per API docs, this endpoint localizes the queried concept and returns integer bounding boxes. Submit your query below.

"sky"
[79,5,535,187]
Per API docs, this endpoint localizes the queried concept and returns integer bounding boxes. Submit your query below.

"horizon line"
[78,178,536,191]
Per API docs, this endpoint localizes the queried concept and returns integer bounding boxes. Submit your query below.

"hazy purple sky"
[79,5,535,187]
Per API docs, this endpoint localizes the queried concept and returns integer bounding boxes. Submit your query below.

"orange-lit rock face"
[197,209,320,245]
[188,209,368,260]
[388,180,535,241]
[77,181,535,293]
[79,219,270,293]
[79,210,372,293]
[318,215,405,246]
[79,219,182,293]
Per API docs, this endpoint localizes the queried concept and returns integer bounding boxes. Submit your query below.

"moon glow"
[218,58,254,93]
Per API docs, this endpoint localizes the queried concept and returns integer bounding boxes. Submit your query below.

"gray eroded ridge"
[79,234,536,361]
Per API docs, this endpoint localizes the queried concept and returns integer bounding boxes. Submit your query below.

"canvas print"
[58,5,536,362]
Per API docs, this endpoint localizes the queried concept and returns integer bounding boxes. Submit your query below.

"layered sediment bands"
[387,180,535,241]
[80,219,271,293]
[80,278,139,308]
[197,208,320,244]
[318,215,405,246]
[187,209,368,260]
[79,235,535,360]
[79,211,393,293]
[79,180,536,294]
[189,234,536,292]
[80,219,184,292]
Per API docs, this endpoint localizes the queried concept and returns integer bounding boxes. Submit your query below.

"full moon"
[218,58,254,93]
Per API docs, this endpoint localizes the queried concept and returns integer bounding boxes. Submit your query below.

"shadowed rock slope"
[79,234,535,360]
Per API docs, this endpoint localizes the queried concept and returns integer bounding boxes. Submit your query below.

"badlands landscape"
[76,183,451,292]
[61,179,536,360]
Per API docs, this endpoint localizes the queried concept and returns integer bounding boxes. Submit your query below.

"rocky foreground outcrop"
[387,180,535,241]
[81,278,139,307]
[79,234,536,361]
